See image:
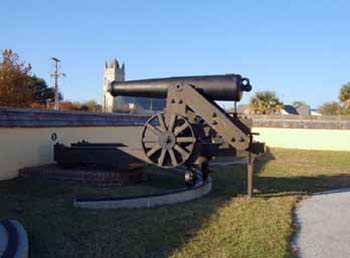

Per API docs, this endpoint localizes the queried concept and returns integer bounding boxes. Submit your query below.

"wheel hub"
[158,131,176,149]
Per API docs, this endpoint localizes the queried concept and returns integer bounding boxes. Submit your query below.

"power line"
[50,57,66,110]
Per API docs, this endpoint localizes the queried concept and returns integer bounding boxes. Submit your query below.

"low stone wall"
[75,177,212,209]
[251,115,350,130]
[0,107,148,127]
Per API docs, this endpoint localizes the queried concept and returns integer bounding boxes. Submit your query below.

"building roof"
[283,105,298,115]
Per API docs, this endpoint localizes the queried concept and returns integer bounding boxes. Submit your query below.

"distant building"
[278,103,312,115]
[238,103,313,115]
[102,58,125,112]
[311,109,322,116]
[102,58,166,113]
[281,105,298,115]
[292,102,311,116]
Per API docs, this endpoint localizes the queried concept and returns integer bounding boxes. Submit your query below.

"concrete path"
[295,189,350,258]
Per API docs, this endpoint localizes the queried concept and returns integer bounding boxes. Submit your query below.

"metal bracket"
[166,83,251,151]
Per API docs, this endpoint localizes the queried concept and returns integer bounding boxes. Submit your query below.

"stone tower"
[102,58,125,112]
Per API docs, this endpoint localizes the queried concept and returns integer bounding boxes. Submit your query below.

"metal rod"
[54,59,59,110]
[247,152,255,198]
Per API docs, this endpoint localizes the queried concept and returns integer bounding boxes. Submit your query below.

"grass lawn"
[1,148,350,258]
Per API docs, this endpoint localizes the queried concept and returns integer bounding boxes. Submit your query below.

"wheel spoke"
[158,148,166,166]
[168,148,178,166]
[174,144,189,159]
[146,144,161,157]
[144,142,157,148]
[142,137,157,143]
[174,123,189,136]
[168,114,176,132]
[157,113,167,132]
[176,137,196,143]
[147,124,161,136]
[185,145,193,152]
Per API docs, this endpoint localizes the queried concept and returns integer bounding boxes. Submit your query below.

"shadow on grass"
[255,174,350,197]
[253,148,350,196]
[1,149,350,258]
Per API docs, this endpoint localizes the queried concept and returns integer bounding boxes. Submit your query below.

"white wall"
[0,126,143,180]
[254,127,350,151]
[1,125,349,181]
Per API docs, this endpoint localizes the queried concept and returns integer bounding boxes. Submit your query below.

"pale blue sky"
[1,0,349,108]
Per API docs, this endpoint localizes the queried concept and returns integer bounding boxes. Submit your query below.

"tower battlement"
[102,57,125,112]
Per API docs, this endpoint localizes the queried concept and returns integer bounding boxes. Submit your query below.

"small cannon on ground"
[109,74,264,195]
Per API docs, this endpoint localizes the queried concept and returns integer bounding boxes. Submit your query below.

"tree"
[292,101,307,108]
[249,91,284,114]
[319,102,341,115]
[0,49,33,107]
[339,83,350,110]
[27,75,63,107]
[70,100,101,112]
[80,100,101,112]
[59,101,80,111]
[58,100,101,112]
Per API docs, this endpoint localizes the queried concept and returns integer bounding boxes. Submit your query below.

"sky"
[1,0,349,108]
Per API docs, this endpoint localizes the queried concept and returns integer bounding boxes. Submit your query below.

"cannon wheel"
[141,112,196,168]
[185,169,197,187]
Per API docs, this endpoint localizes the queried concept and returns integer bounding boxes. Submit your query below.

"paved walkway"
[295,189,350,258]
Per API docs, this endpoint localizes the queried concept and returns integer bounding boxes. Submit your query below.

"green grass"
[1,148,350,258]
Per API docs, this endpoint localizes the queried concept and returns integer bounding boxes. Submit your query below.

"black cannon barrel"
[108,74,252,101]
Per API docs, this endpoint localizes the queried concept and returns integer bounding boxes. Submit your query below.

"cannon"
[108,74,252,101]
[109,74,264,195]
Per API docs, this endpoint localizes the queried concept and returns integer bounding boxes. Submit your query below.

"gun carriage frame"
[109,74,265,196]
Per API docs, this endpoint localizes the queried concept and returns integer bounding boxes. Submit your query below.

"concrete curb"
[0,220,28,258]
[310,187,350,196]
[74,176,212,209]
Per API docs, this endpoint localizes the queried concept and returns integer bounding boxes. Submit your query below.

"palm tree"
[339,83,350,110]
[249,91,283,114]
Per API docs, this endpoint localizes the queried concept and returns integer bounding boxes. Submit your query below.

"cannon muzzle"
[108,74,251,101]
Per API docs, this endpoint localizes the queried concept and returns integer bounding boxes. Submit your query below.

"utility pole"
[50,57,65,110]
